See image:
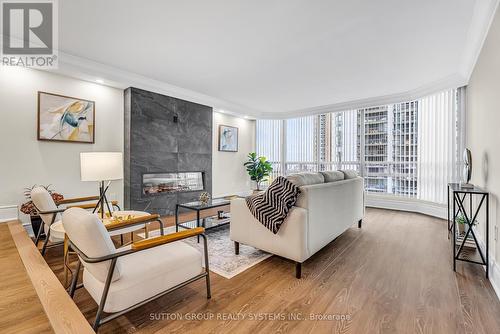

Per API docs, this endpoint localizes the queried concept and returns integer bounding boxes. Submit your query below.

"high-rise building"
[318,103,419,195]
[361,106,390,193]
[391,101,418,196]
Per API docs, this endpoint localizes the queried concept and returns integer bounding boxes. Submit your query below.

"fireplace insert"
[142,172,204,195]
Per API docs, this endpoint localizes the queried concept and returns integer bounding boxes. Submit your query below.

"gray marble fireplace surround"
[124,87,213,216]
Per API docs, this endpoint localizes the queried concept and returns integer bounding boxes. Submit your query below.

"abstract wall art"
[218,125,238,152]
[37,91,95,143]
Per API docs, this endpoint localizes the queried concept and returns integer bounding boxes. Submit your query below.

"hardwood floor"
[45,208,500,333]
[0,224,53,333]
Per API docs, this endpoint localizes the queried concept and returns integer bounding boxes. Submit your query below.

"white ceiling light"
[95,79,104,84]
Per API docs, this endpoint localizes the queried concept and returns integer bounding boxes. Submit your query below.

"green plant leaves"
[243,152,273,185]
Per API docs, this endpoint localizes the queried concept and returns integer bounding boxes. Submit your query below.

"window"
[285,115,318,174]
[256,89,463,204]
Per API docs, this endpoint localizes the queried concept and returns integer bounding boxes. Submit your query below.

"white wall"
[0,66,124,225]
[212,112,255,197]
[466,6,500,295]
[0,67,255,224]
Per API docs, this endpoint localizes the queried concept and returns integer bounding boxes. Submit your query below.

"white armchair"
[30,186,162,255]
[63,208,211,332]
[30,186,66,253]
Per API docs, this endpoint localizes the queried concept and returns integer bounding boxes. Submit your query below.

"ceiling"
[53,0,497,118]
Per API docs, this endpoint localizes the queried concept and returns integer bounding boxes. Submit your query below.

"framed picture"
[37,91,95,143]
[218,125,238,152]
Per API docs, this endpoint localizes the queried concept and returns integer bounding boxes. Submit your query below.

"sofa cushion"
[320,171,345,183]
[286,172,325,186]
[341,169,358,179]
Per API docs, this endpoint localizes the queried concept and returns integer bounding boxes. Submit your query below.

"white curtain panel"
[417,89,459,204]
[256,119,282,162]
[255,119,283,179]
[285,116,317,162]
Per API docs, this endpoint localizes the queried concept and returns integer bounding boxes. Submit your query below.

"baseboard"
[0,205,19,223]
[489,259,500,300]
[366,194,447,219]
[213,190,253,198]
[475,235,500,301]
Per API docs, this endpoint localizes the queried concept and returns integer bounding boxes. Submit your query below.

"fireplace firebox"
[142,172,204,196]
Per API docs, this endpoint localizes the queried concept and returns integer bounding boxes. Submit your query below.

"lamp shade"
[80,152,123,181]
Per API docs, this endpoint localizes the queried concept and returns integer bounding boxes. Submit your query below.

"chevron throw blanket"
[245,176,301,234]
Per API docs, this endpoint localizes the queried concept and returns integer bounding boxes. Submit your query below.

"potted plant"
[455,214,477,248]
[244,152,273,191]
[456,214,477,232]
[20,185,64,238]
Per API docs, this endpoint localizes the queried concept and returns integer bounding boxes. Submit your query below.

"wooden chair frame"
[67,226,210,332]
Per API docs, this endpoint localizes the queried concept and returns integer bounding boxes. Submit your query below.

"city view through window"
[256,89,461,202]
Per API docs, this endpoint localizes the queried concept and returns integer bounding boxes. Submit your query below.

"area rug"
[138,224,272,279]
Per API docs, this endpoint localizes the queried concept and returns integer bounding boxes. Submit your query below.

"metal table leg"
[486,193,490,278]
[64,234,69,287]
[175,205,179,232]
[447,185,450,239]
[197,210,200,243]
[453,192,456,272]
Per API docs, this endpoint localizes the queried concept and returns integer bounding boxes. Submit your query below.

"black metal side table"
[175,198,231,242]
[447,183,489,278]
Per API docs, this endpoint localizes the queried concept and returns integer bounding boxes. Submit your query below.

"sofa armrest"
[229,198,253,238]
[300,177,364,255]
[229,197,310,263]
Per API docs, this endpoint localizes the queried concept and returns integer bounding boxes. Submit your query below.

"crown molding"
[31,0,498,120]
[52,52,467,120]
[460,0,500,82]
[257,73,468,119]
[52,51,259,118]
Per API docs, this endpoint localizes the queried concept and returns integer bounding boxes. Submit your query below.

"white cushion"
[63,208,122,282]
[286,172,325,186]
[340,169,358,179]
[83,241,203,313]
[319,171,344,183]
[31,187,60,228]
[49,221,65,242]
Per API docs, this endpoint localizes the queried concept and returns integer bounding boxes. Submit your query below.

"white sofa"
[230,171,364,278]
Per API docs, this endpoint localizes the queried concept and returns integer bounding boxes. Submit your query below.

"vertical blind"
[417,89,462,203]
[255,119,282,178]
[255,88,463,205]
[285,116,318,173]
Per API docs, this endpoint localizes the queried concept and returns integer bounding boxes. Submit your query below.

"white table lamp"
[80,152,123,218]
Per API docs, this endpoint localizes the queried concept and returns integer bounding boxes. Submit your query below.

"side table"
[175,198,231,242]
[447,183,489,278]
